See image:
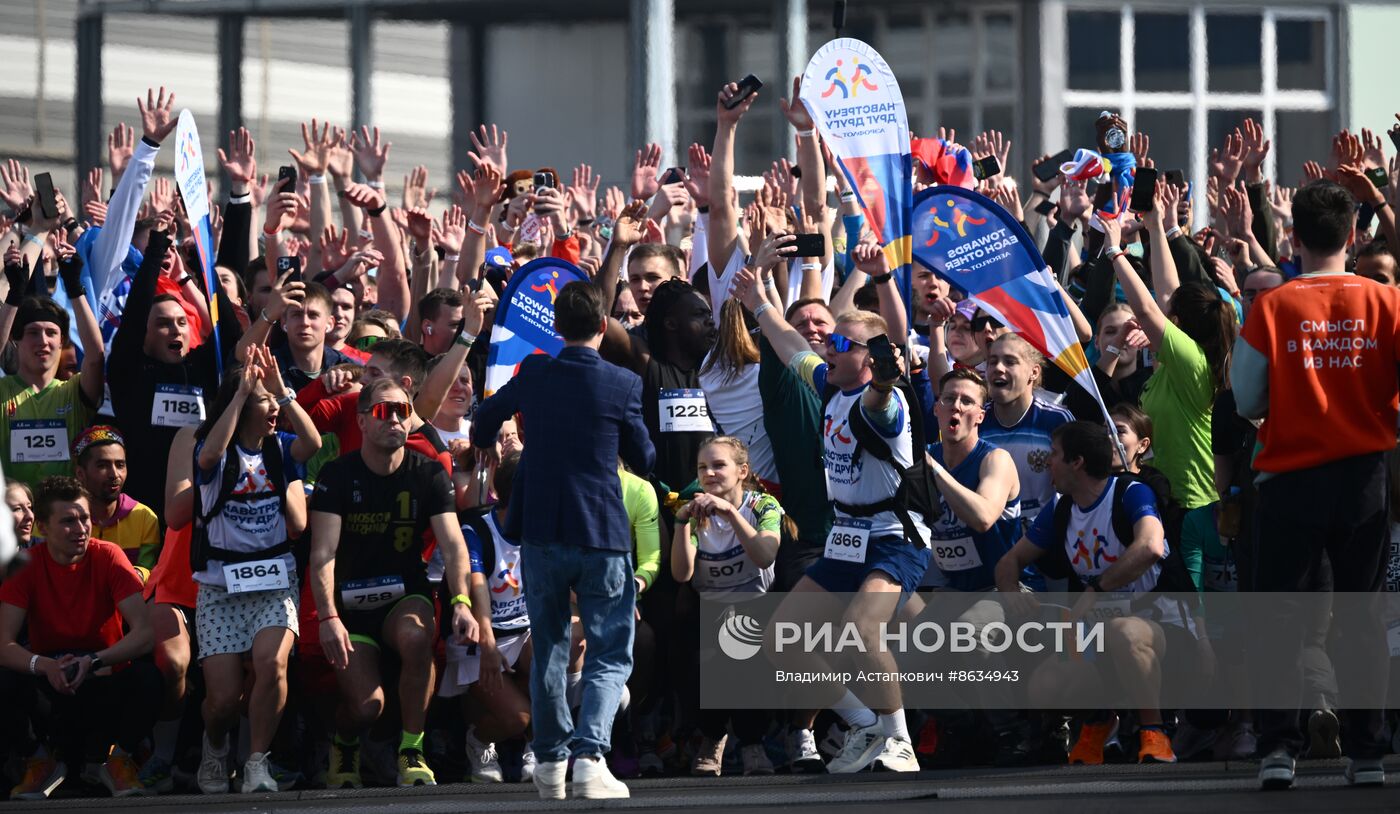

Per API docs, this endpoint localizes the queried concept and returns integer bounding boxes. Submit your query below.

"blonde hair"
[700,298,759,383]
[696,435,799,539]
[834,309,889,337]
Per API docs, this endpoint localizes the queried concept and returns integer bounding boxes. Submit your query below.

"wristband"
[229,192,252,205]
[319,615,339,623]
[500,222,518,236]
[840,191,856,202]
[259,308,273,325]
[450,593,473,609]
[366,204,386,218]
[1376,200,1391,211]
[796,128,816,138]
[455,331,477,349]
[467,220,486,235]
[870,272,893,285]
[28,654,38,675]
[62,218,79,233]
[358,229,373,239]
[800,262,821,271]
[276,389,294,407]
[444,253,461,263]
[367,180,385,190]
[23,234,43,249]
[1165,227,1183,240]
[177,275,194,287]
[753,302,774,319]
[262,224,281,236]
[1104,246,1125,262]
[308,174,327,185]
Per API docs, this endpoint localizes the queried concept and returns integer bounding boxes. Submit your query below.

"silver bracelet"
[28,654,39,675]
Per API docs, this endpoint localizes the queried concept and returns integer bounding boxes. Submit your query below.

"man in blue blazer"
[472,280,654,800]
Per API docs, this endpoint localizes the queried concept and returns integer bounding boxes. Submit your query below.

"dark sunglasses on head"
[827,332,867,353]
[363,401,411,422]
[353,335,384,352]
[971,314,1004,332]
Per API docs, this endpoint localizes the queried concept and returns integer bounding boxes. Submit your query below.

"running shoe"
[101,750,147,798]
[11,757,66,800]
[268,758,303,792]
[1212,723,1257,761]
[1171,720,1219,762]
[1068,715,1119,766]
[1258,748,1295,790]
[396,749,437,787]
[196,733,230,795]
[741,744,774,776]
[691,735,726,776]
[787,727,825,774]
[519,747,537,783]
[463,728,503,783]
[1343,757,1384,787]
[826,723,884,774]
[871,737,919,772]
[239,752,277,794]
[1137,729,1177,764]
[326,739,363,790]
[1305,709,1341,759]
[573,755,629,799]
[138,755,174,795]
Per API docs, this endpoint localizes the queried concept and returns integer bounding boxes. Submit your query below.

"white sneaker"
[1258,748,1295,790]
[532,758,566,800]
[741,743,775,776]
[1344,758,1385,787]
[519,747,537,783]
[196,734,230,795]
[826,723,884,774]
[572,754,630,799]
[463,728,503,783]
[871,737,919,772]
[239,752,277,793]
[787,727,825,773]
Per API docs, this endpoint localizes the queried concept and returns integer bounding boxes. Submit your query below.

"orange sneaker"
[1068,715,1118,766]
[1137,728,1177,764]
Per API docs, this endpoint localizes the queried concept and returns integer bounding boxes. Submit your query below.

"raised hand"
[779,76,815,131]
[80,167,103,209]
[266,180,301,232]
[568,164,599,222]
[320,226,351,271]
[83,200,108,226]
[107,123,135,182]
[1030,154,1063,196]
[138,87,179,145]
[603,186,626,220]
[1269,183,1294,223]
[772,158,800,202]
[325,127,356,183]
[1215,129,1245,184]
[1361,128,1387,171]
[349,125,391,181]
[612,200,648,247]
[435,206,468,254]
[1302,160,1327,184]
[288,119,333,176]
[1129,132,1151,165]
[217,126,258,188]
[685,143,712,208]
[852,239,890,276]
[402,164,434,210]
[1058,179,1091,223]
[0,159,32,211]
[150,177,176,214]
[631,143,662,200]
[342,183,386,212]
[470,164,504,213]
[404,207,433,244]
[716,81,758,125]
[1240,118,1270,182]
[467,124,509,174]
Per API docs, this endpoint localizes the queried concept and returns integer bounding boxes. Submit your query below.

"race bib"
[1388,619,1400,658]
[824,518,871,564]
[932,539,984,572]
[341,576,406,610]
[222,558,290,593]
[1202,553,1237,593]
[658,389,714,433]
[151,383,205,427]
[10,420,67,463]
[1083,593,1131,621]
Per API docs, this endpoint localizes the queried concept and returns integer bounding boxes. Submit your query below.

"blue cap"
[485,247,513,269]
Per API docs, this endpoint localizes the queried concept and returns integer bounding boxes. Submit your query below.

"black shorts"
[341,593,435,650]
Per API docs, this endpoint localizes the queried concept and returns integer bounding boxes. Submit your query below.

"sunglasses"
[971,314,1004,332]
[827,332,867,353]
[353,335,384,352]
[364,401,411,423]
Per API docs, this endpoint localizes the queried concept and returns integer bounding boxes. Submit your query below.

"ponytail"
[1169,283,1238,394]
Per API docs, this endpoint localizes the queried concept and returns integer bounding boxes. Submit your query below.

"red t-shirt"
[0,540,142,654]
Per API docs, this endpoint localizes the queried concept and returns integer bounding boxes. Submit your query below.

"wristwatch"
[870,272,894,285]
[1084,574,1103,593]
[89,653,105,672]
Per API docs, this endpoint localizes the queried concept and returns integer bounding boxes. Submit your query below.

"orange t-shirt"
[145,524,198,609]
[1242,274,1400,473]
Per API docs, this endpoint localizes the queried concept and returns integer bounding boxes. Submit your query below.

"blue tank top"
[924,438,1022,591]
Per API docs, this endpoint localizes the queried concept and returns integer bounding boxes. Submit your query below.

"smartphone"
[278,164,297,193]
[789,233,825,258]
[973,156,1001,181]
[1034,198,1057,216]
[660,167,685,187]
[1366,167,1390,190]
[276,254,303,285]
[1129,167,1158,213]
[1092,182,1115,211]
[33,172,58,220]
[724,74,764,109]
[866,334,900,383]
[1034,149,1075,183]
[532,171,556,193]
[1165,168,1186,188]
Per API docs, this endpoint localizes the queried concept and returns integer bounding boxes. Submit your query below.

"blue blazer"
[471,345,655,551]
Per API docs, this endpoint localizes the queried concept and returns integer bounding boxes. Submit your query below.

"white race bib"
[151,383,205,427]
[341,576,406,610]
[1084,593,1131,621]
[222,558,290,593]
[658,389,714,433]
[1202,551,1237,593]
[932,539,984,572]
[10,420,67,463]
[824,518,871,563]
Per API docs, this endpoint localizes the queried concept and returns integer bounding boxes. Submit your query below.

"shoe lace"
[400,749,428,770]
[480,743,499,764]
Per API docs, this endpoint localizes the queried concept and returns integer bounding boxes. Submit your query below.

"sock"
[879,710,910,742]
[832,690,877,729]
[400,731,425,753]
[566,671,583,708]
[153,720,180,762]
[334,734,360,748]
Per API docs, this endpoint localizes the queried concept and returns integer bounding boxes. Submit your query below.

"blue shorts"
[804,534,933,594]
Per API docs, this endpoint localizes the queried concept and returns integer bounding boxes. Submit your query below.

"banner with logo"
[173,110,223,373]
[800,38,913,310]
[483,257,590,397]
[911,186,1113,430]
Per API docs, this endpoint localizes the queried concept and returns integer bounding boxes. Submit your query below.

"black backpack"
[821,377,941,547]
[1037,472,1196,599]
[190,435,290,572]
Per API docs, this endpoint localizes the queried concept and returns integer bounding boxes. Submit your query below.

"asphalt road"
[9,758,1398,813]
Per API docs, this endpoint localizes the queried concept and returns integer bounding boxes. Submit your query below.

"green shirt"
[0,373,98,488]
[1140,323,1217,510]
[620,468,661,592]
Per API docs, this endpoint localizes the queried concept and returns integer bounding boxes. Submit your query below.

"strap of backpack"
[464,510,497,572]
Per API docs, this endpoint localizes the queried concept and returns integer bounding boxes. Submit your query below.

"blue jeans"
[522,542,635,761]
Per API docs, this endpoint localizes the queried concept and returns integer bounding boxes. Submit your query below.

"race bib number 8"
[10,420,67,463]
[223,558,290,593]
[152,384,205,427]
[824,518,871,564]
[341,576,406,610]
[658,389,715,433]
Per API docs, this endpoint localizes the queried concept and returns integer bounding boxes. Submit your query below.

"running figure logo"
[1071,528,1119,571]
[822,57,879,99]
[529,270,562,304]
[924,199,988,248]
[491,561,521,596]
